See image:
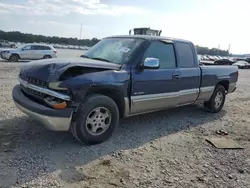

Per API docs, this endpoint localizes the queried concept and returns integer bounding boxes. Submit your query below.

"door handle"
[172,74,180,79]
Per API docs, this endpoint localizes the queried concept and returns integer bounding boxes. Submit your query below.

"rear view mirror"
[142,57,160,69]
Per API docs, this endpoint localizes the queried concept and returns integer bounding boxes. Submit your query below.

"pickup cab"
[12,35,238,145]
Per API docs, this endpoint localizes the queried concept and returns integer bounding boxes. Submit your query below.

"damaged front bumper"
[12,85,75,131]
[0,52,10,60]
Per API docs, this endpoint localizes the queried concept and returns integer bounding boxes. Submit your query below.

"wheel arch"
[10,53,21,59]
[43,54,52,58]
[85,87,127,118]
[216,80,229,91]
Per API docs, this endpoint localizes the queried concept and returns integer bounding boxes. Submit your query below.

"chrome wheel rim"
[85,107,111,136]
[214,91,223,108]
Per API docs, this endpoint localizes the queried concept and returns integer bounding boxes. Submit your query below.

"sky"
[0,0,249,54]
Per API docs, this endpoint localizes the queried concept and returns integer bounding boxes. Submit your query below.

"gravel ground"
[0,62,250,188]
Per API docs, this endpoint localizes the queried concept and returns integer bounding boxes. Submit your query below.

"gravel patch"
[0,62,249,188]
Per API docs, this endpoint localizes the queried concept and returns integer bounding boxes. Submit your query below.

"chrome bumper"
[12,84,74,131]
[15,102,72,131]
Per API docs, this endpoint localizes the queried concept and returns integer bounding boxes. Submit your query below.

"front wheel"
[9,54,19,62]
[204,85,226,113]
[71,94,119,145]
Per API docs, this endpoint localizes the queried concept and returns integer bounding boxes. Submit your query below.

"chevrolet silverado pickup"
[12,35,238,145]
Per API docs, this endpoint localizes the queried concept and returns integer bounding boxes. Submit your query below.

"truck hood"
[19,58,121,82]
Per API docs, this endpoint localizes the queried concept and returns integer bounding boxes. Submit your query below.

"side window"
[34,45,43,50]
[43,46,51,50]
[31,45,37,50]
[175,42,195,68]
[22,45,31,50]
[143,41,176,69]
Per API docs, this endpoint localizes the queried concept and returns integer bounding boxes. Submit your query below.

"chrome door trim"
[178,88,199,105]
[130,92,179,114]
[132,92,179,103]
[197,86,215,101]
[228,82,236,93]
[125,87,218,116]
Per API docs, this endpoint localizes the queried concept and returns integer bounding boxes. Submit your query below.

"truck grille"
[19,74,47,88]
[19,73,48,99]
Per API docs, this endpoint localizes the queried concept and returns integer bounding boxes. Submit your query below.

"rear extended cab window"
[143,41,176,69]
[175,42,196,68]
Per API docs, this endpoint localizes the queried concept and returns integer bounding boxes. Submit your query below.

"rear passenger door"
[33,45,45,59]
[175,42,201,105]
[131,40,180,114]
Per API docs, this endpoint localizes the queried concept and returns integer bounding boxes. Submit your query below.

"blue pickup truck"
[12,35,238,145]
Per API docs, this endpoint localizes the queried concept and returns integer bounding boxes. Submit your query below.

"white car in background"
[0,43,57,62]
[232,61,250,69]
[0,39,15,48]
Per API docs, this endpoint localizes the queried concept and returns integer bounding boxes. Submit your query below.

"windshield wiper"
[90,57,110,62]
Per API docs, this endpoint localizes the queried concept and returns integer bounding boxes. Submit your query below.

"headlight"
[48,82,68,90]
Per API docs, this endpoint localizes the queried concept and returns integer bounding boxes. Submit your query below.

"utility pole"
[78,23,83,56]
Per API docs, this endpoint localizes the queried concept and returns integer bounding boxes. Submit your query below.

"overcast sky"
[0,0,249,54]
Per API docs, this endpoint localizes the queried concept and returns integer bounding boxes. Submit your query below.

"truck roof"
[106,35,192,44]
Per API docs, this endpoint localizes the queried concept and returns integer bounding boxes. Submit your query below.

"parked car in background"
[0,39,15,48]
[201,55,210,61]
[12,35,238,145]
[232,61,250,69]
[245,58,250,63]
[0,44,57,62]
[214,58,235,65]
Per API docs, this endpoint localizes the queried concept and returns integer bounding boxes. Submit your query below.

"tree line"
[0,30,100,47]
[196,45,230,56]
[0,30,230,56]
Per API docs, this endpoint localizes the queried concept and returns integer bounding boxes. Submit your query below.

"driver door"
[131,41,180,114]
[19,45,32,59]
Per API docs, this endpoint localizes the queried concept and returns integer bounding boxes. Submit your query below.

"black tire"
[9,54,19,62]
[43,55,52,59]
[71,94,119,145]
[204,85,226,113]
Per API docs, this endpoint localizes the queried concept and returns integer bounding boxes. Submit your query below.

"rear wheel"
[43,55,52,59]
[204,85,226,113]
[9,54,19,62]
[71,94,119,145]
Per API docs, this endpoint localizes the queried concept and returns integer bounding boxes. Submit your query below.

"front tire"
[204,85,226,113]
[9,54,19,62]
[72,94,119,145]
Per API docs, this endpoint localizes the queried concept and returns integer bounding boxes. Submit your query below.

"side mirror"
[142,57,160,69]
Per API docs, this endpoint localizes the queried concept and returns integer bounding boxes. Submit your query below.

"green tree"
[0,30,100,47]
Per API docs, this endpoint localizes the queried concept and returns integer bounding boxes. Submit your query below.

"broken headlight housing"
[48,82,68,91]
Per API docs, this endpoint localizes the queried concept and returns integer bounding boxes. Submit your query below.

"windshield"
[84,38,143,64]
[17,44,27,49]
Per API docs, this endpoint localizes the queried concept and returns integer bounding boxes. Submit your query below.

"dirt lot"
[0,62,250,188]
